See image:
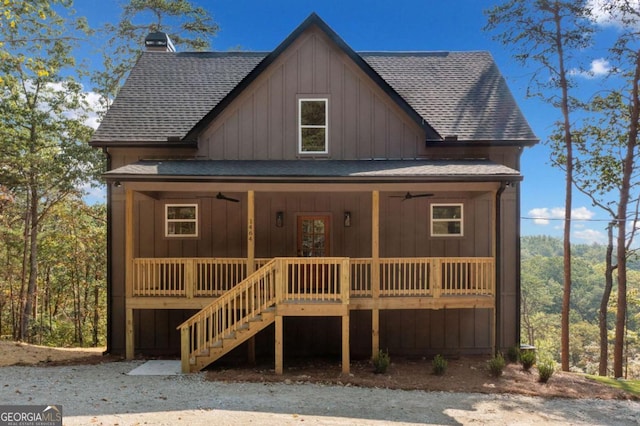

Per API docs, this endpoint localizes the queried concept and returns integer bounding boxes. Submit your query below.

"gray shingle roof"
[91,19,536,145]
[105,159,521,182]
[91,52,266,144]
[361,52,536,141]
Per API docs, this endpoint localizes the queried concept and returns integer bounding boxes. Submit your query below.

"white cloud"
[569,58,612,79]
[25,80,102,130]
[527,206,595,226]
[588,0,640,28]
[574,228,607,244]
[572,206,596,220]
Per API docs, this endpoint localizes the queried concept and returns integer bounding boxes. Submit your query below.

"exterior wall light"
[344,211,351,227]
[276,211,284,227]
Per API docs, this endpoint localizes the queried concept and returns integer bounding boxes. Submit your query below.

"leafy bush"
[373,349,390,374]
[487,353,506,377]
[507,346,520,363]
[537,357,555,383]
[520,350,536,371]
[432,354,448,375]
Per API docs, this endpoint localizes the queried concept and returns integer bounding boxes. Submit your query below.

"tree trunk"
[552,3,573,372]
[598,223,615,376]
[613,50,640,378]
[93,285,100,347]
[20,184,39,343]
[17,192,31,340]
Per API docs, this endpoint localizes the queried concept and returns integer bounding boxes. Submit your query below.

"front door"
[297,215,330,257]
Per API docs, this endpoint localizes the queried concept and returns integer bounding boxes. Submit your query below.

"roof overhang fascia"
[89,140,199,149]
[426,139,539,148]
[182,13,442,143]
[103,174,522,184]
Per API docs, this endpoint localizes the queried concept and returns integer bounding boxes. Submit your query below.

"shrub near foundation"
[372,349,390,374]
[520,350,536,371]
[432,354,448,376]
[537,357,555,383]
[507,346,520,363]
[487,353,506,377]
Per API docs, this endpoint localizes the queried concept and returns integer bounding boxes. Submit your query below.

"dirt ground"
[0,340,635,401]
[206,355,637,401]
[0,340,106,366]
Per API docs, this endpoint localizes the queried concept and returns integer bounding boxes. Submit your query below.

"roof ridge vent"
[145,32,176,52]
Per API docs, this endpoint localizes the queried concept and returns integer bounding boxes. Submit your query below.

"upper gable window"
[299,98,328,154]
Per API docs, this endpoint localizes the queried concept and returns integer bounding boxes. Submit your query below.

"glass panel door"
[297,215,330,257]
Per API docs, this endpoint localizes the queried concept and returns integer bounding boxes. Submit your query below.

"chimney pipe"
[144,32,175,52]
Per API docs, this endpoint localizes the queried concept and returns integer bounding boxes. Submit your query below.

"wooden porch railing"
[348,257,495,297]
[133,257,495,299]
[132,258,267,297]
[280,257,350,302]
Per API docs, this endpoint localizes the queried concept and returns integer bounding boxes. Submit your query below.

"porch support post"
[275,315,283,374]
[247,190,256,364]
[180,326,190,373]
[125,189,134,360]
[126,308,134,360]
[492,189,497,355]
[371,190,380,357]
[493,185,506,355]
[342,314,350,374]
[247,190,255,274]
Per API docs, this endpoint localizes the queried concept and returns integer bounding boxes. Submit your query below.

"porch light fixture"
[113,181,122,188]
[276,211,284,227]
[344,211,351,227]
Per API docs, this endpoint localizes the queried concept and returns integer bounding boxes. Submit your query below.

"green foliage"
[520,350,536,371]
[586,375,640,397]
[92,0,219,114]
[521,236,640,377]
[372,349,390,374]
[487,354,506,377]
[537,357,556,383]
[507,346,520,363]
[0,0,104,342]
[432,354,448,376]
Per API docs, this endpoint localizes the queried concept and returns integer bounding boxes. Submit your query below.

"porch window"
[165,204,198,237]
[431,204,463,237]
[299,98,328,154]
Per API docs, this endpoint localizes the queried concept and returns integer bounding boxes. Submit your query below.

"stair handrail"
[177,258,279,370]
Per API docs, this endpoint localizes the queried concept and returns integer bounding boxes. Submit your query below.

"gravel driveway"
[1,361,638,425]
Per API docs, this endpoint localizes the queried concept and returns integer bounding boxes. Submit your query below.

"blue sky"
[73,0,624,245]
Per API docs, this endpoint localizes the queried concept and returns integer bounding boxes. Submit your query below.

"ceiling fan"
[390,192,434,201]
[216,192,239,203]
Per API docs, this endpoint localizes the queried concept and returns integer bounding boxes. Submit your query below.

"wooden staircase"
[192,307,275,371]
[177,259,279,373]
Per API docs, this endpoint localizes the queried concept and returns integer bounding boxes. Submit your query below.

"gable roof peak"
[182,12,441,142]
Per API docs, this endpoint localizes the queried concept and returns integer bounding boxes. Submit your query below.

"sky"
[71,0,629,245]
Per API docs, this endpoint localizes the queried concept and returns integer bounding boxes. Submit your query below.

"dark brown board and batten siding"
[199,27,424,161]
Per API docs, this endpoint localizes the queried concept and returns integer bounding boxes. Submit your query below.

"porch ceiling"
[105,159,521,183]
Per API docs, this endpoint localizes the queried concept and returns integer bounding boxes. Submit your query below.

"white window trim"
[165,203,198,238]
[298,98,329,154]
[430,203,464,237]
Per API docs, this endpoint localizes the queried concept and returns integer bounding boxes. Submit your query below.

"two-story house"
[90,13,537,373]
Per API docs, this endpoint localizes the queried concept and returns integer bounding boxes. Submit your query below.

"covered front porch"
[117,181,507,372]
